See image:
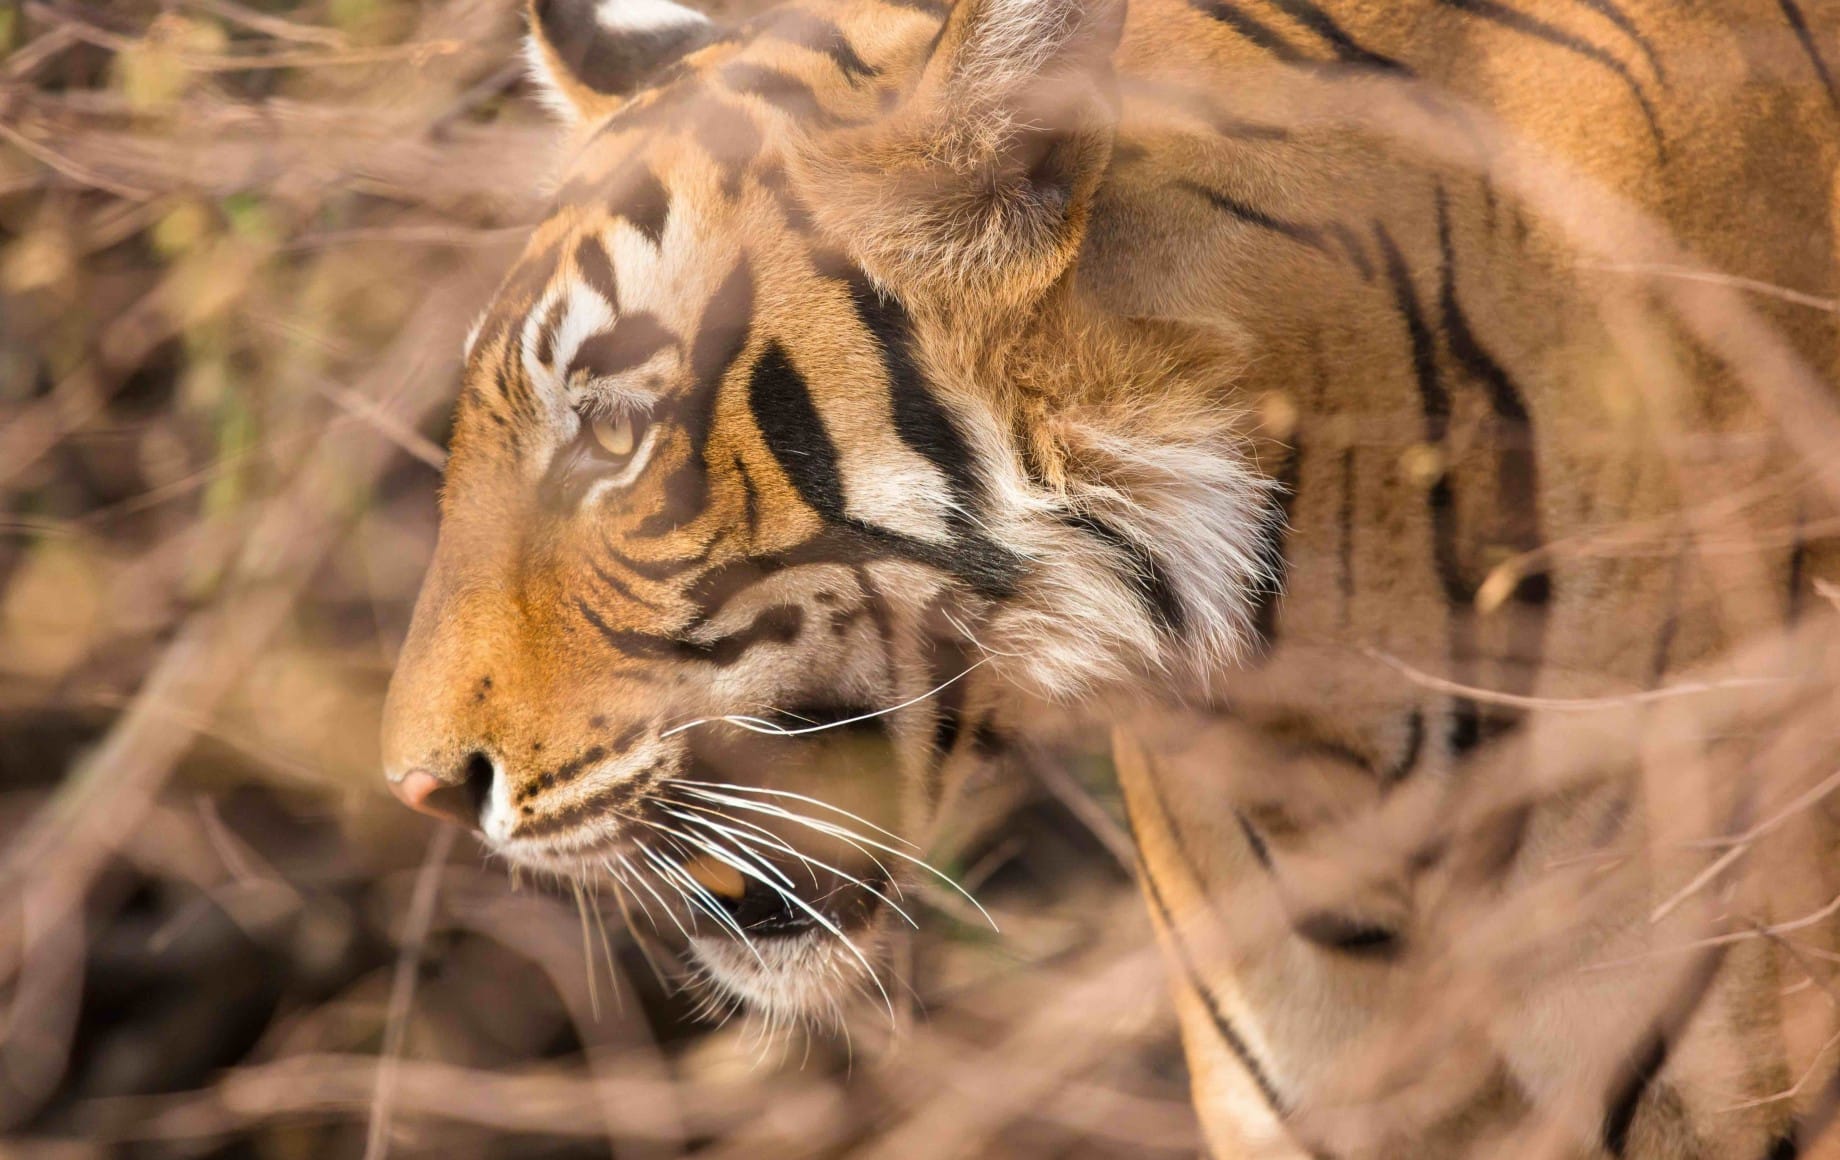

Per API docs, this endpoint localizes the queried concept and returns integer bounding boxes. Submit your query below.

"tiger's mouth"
[681,851,891,937]
[484,718,949,1024]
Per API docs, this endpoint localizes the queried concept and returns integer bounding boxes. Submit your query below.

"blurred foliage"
[0,2,1188,1156]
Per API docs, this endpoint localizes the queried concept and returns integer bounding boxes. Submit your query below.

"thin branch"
[1585,261,1840,314]
[363,823,458,1160]
[1360,647,1787,713]
[0,120,153,200]
[1649,767,1840,923]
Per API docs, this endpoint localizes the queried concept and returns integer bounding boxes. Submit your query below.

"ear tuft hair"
[792,0,1126,311]
[526,0,717,122]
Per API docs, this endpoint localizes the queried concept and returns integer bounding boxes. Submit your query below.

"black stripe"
[921,626,973,797]
[842,271,982,512]
[1377,221,1486,756]
[735,267,1025,595]
[735,453,760,542]
[1326,221,1376,281]
[575,595,803,667]
[757,11,880,81]
[681,524,1019,620]
[1600,946,1728,1155]
[1377,226,1451,445]
[1434,191,1550,619]
[1236,810,1274,869]
[721,62,846,126]
[1139,861,1292,1116]
[590,554,666,612]
[750,341,846,520]
[692,260,755,394]
[757,164,818,235]
[569,312,679,380]
[1292,912,1402,959]
[1787,504,1808,621]
[1602,1035,1667,1157]
[1249,436,1300,653]
[1335,446,1357,626]
[701,605,804,666]
[576,597,682,660]
[1182,181,1336,258]
[1381,708,1426,786]
[1566,0,1666,81]
[1438,0,1664,152]
[533,295,569,368]
[1432,189,1550,753]
[658,258,755,533]
[1779,0,1840,113]
[1186,0,1309,60]
[1267,0,1410,72]
[582,79,701,149]
[629,464,718,546]
[575,235,620,312]
[1063,511,1187,632]
[609,168,672,246]
[1648,549,1685,685]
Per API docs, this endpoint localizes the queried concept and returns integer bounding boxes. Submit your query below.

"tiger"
[379,0,1840,1154]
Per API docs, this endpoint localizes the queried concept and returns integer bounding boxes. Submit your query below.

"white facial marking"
[593,0,711,34]
[522,283,616,398]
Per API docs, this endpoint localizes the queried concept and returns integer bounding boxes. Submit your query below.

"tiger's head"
[382,0,1278,1025]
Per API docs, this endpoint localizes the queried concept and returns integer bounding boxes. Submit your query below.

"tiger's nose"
[388,753,495,830]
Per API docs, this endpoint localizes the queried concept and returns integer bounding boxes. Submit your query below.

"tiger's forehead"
[553,0,942,205]
[453,0,952,453]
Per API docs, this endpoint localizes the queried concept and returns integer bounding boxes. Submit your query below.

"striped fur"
[382,0,1840,1155]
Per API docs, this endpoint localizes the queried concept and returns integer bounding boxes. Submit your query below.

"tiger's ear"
[796,0,1126,310]
[525,0,719,123]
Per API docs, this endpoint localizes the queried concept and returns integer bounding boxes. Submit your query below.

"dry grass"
[3,2,1838,1159]
[0,6,1190,1157]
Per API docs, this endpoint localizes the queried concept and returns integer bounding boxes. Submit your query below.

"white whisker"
[674,780,916,848]
[660,658,991,741]
[661,805,921,930]
[680,788,999,932]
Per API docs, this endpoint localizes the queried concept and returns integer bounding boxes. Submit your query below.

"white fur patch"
[592,0,709,34]
[947,398,1281,702]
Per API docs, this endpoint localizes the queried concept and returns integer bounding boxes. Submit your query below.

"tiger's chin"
[684,869,893,1031]
[688,925,886,1030]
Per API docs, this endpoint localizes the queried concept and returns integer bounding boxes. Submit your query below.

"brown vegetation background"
[11,0,1840,1157]
[0,1,1192,1155]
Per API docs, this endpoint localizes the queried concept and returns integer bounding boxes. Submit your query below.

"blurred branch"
[1585,261,1840,314]
[181,0,348,47]
[363,823,457,1160]
[1022,746,1135,874]
[0,278,475,996]
[1358,647,1787,713]
[0,120,154,201]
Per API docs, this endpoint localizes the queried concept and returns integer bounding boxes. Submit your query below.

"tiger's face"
[382,0,1278,1023]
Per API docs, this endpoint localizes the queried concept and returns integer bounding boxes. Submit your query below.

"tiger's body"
[381,0,1840,1154]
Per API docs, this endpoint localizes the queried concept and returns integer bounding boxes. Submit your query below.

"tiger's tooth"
[683,855,747,901]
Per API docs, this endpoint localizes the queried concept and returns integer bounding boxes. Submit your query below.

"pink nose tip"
[389,769,478,829]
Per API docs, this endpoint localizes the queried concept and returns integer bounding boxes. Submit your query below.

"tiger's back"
[382,0,1840,1155]
[1103,2,1840,1155]
[1107,3,1840,1155]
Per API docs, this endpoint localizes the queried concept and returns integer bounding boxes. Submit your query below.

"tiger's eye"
[589,413,637,459]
